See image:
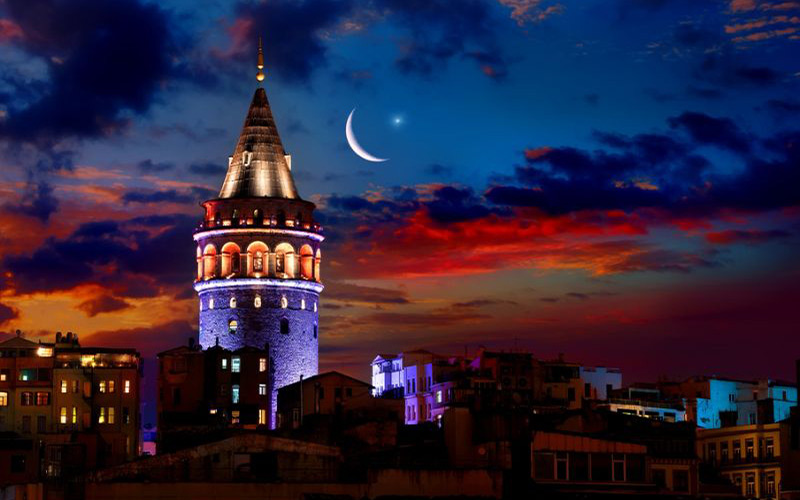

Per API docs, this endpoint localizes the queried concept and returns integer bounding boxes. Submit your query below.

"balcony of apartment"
[607,398,685,411]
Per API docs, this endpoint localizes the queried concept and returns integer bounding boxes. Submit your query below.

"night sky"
[1,0,798,406]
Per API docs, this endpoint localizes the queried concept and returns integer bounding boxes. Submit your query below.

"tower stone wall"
[193,83,323,428]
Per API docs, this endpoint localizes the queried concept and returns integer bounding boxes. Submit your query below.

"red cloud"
[0,19,23,42]
[705,229,791,244]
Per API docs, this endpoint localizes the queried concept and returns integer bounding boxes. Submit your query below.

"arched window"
[280,296,288,309]
[277,210,286,227]
[221,242,241,277]
[254,295,261,308]
[299,245,314,280]
[229,297,236,308]
[275,243,295,278]
[280,318,289,335]
[246,241,268,277]
[202,244,217,280]
[209,298,215,309]
[301,298,306,310]
[253,209,262,226]
[229,320,238,334]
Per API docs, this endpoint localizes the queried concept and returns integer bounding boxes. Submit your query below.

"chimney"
[15,329,21,337]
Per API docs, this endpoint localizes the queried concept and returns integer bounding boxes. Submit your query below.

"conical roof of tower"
[217,86,300,199]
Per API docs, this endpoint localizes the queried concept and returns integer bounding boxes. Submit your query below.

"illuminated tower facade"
[193,41,323,427]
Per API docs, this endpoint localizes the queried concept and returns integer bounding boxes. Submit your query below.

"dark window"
[10,455,25,473]
[345,387,353,398]
[275,253,285,274]
[318,387,325,399]
[721,441,729,463]
[606,383,613,397]
[231,253,240,273]
[313,325,318,339]
[653,469,666,487]
[335,388,342,399]
[280,318,289,335]
[673,470,689,492]
[173,388,182,405]
[555,452,568,480]
[584,383,591,398]
[37,416,46,433]
[612,454,625,482]
[568,387,576,402]
[123,407,130,425]
[22,416,31,433]
[626,454,645,482]
[20,392,33,406]
[733,440,741,461]
[569,452,589,481]
[534,453,554,480]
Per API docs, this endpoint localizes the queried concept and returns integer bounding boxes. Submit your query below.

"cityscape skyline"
[0,0,798,389]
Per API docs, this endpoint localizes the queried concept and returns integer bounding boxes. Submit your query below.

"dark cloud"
[426,186,495,223]
[0,0,174,142]
[232,0,356,83]
[188,162,226,177]
[0,302,20,327]
[766,99,800,114]
[668,112,749,153]
[137,159,174,173]
[83,320,196,358]
[425,163,454,176]
[77,295,132,317]
[378,0,508,79]
[3,177,59,222]
[1,214,196,295]
[697,53,782,88]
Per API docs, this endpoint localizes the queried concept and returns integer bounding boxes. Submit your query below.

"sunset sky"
[0,0,798,416]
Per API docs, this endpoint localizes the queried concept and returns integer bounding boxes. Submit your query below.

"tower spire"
[256,36,265,83]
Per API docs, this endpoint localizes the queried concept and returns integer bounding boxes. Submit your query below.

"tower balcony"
[195,216,323,235]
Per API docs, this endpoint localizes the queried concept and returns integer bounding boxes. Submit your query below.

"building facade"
[697,422,783,498]
[0,331,141,484]
[157,341,271,452]
[194,48,323,427]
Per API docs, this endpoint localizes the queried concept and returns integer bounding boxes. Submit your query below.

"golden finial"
[256,36,265,83]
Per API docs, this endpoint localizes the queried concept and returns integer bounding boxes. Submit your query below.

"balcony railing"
[197,217,323,234]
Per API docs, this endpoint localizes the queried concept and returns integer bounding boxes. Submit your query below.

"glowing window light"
[230,297,237,308]
[37,346,53,357]
[209,298,215,309]
[314,302,318,312]
[254,295,261,308]
[280,296,288,309]
[301,298,306,310]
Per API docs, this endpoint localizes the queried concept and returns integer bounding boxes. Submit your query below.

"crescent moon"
[345,108,389,162]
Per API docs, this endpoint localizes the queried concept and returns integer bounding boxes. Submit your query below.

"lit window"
[36,392,50,405]
[109,380,115,393]
[232,385,240,404]
[258,409,267,425]
[436,391,443,403]
[60,407,67,424]
[229,320,238,335]
[108,407,115,424]
[280,296,288,309]
[221,358,228,370]
[230,297,237,308]
[209,298,215,309]
[232,357,241,373]
[72,407,77,424]
[0,392,7,406]
[301,298,306,310]
[0,371,6,381]
[232,410,240,424]
[99,381,106,393]
[98,407,106,424]
[254,251,264,272]
[37,346,53,357]
[259,358,267,372]
[254,295,261,308]
[209,408,217,415]
[61,380,68,393]
[314,302,317,312]
[124,380,131,394]
[259,383,267,395]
